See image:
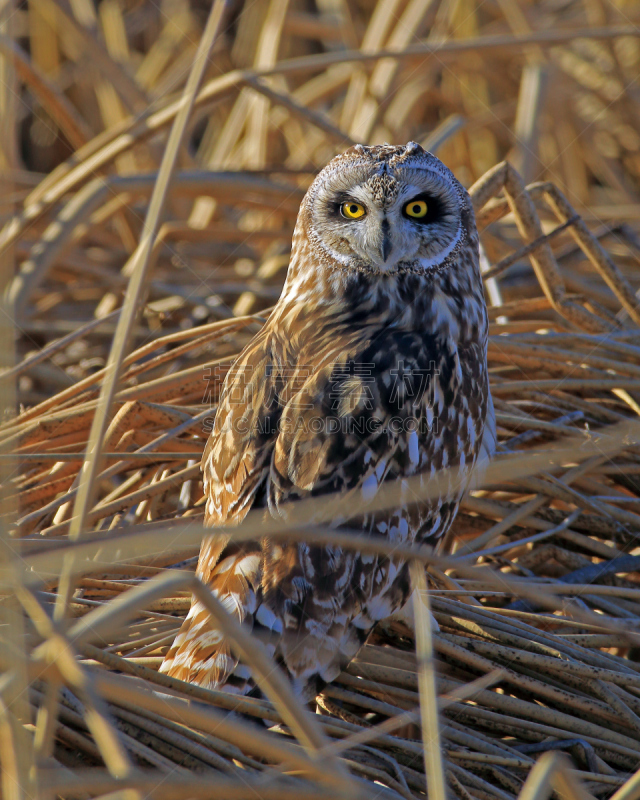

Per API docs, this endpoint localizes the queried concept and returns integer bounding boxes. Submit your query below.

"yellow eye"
[341,201,366,219]
[404,199,428,218]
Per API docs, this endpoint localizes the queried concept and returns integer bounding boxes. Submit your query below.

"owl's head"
[296,142,474,276]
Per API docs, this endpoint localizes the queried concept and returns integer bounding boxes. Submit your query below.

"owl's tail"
[160,543,263,695]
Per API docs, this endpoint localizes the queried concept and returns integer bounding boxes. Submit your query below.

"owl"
[161,142,494,700]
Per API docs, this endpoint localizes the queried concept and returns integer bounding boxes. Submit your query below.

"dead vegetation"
[2,1,640,799]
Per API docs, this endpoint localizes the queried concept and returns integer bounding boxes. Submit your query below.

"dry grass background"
[2,1,640,799]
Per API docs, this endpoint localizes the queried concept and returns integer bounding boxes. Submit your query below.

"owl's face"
[299,142,471,276]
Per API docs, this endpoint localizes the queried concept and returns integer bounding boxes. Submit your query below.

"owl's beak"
[380,218,393,263]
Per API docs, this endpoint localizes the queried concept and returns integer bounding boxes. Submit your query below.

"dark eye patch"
[402,193,446,224]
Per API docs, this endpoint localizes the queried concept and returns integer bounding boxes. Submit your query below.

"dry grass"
[2,1,640,799]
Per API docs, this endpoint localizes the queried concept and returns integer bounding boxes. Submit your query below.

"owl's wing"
[201,335,279,532]
[161,334,279,687]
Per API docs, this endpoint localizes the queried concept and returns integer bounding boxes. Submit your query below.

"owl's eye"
[340,201,366,219]
[404,199,428,218]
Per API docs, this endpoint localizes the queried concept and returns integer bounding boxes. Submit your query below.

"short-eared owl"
[161,142,494,699]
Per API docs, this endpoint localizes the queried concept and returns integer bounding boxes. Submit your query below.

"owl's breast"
[313,323,487,481]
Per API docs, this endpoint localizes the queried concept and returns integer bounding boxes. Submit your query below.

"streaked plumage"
[161,143,493,699]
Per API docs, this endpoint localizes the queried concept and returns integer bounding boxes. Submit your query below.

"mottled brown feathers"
[160,143,492,700]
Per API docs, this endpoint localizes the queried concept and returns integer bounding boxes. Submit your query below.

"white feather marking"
[186,600,207,620]
[234,553,261,579]
[218,590,254,617]
[425,409,434,435]
[170,650,195,670]
[195,629,224,647]
[366,596,393,620]
[201,653,235,673]
[256,603,283,634]
[408,430,420,466]
[305,618,328,636]
[466,415,476,448]
[216,555,239,574]
[188,615,215,635]
[361,473,378,501]
[233,664,252,680]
